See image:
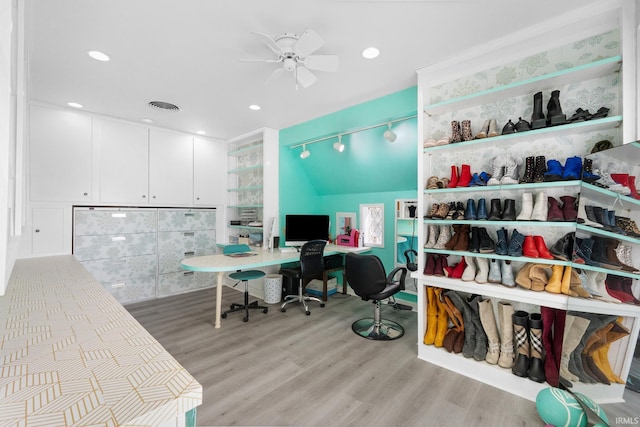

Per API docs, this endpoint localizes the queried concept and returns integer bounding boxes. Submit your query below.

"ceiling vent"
[148,101,180,111]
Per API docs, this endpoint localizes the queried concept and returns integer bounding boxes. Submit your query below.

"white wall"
[0,0,26,296]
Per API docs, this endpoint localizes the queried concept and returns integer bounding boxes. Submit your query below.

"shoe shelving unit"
[414,2,638,403]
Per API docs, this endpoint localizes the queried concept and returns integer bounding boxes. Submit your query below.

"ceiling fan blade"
[304,55,339,72]
[295,28,324,57]
[296,66,318,88]
[239,58,281,63]
[251,31,282,55]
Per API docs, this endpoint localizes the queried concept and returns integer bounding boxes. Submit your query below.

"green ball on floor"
[535,387,608,427]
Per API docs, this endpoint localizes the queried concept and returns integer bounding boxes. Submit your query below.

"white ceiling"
[26,0,603,141]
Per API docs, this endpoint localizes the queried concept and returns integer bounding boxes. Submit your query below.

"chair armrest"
[387,266,407,288]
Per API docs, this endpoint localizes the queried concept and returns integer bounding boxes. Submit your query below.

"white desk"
[181,244,369,328]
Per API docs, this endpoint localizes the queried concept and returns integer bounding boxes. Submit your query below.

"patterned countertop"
[0,256,202,426]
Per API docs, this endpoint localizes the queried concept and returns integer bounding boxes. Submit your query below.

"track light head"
[333,135,345,152]
[383,123,397,142]
[300,144,311,159]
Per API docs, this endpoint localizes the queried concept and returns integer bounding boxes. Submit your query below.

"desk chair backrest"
[224,244,251,255]
[299,240,327,279]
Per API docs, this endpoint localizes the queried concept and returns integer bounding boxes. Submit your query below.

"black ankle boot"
[515,117,531,132]
[527,313,545,383]
[477,227,495,253]
[531,92,546,129]
[502,119,516,135]
[470,227,480,253]
[502,199,516,221]
[546,90,567,126]
[487,199,502,221]
[549,232,574,261]
[521,156,535,183]
[533,155,546,183]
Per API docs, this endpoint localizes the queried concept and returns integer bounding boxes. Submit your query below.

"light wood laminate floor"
[126,288,640,426]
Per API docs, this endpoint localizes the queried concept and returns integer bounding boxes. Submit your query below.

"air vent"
[148,101,180,111]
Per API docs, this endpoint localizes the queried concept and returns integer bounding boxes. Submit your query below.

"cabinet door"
[32,207,65,255]
[193,137,226,205]
[149,129,193,205]
[29,105,92,202]
[98,119,149,204]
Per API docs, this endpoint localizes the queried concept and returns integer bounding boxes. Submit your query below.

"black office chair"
[221,244,268,322]
[279,240,327,315]
[345,253,407,340]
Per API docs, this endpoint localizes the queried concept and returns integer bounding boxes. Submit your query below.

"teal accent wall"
[279,86,418,278]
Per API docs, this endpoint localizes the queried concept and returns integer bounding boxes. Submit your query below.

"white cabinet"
[29,104,92,202]
[97,119,149,204]
[149,129,194,205]
[415,10,638,404]
[194,137,226,205]
[73,207,218,304]
[31,207,65,255]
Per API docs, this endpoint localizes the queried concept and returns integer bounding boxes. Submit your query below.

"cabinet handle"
[35,229,40,233]
[184,232,195,237]
[111,282,126,288]
[183,271,194,277]
[152,195,156,199]
[83,192,88,196]
[184,213,195,217]
[111,236,126,242]
[111,213,126,218]
[109,259,127,265]
[184,251,195,256]
[142,195,146,198]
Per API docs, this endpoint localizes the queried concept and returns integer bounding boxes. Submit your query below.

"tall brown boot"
[452,224,470,251]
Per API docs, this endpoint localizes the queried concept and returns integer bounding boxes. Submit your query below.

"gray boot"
[500,260,515,287]
[467,294,488,362]
[488,259,501,283]
[568,312,617,383]
[432,225,452,249]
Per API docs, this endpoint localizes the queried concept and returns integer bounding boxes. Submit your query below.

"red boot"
[448,165,459,188]
[610,173,629,186]
[457,164,472,187]
[628,176,640,199]
[523,235,539,258]
[448,258,467,279]
[534,236,554,259]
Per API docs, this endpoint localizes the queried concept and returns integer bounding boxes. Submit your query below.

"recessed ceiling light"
[196,131,206,135]
[249,104,261,111]
[362,47,380,59]
[67,102,83,108]
[141,118,154,123]
[88,50,110,61]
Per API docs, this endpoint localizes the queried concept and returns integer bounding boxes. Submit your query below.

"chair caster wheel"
[229,304,235,309]
[263,308,268,313]
[281,308,286,312]
[305,311,310,315]
[320,303,325,308]
[243,317,248,322]
[221,313,227,319]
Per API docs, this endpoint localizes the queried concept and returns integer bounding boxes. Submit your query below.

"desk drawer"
[157,230,216,254]
[101,275,157,304]
[157,271,214,297]
[158,248,215,274]
[74,209,157,235]
[74,232,157,260]
[81,254,157,282]
[158,209,216,232]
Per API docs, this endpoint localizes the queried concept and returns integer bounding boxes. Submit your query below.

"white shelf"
[423,56,621,115]
[423,116,622,153]
[421,249,573,267]
[228,164,263,174]
[424,180,581,194]
[580,183,640,208]
[423,219,576,227]
[227,143,263,156]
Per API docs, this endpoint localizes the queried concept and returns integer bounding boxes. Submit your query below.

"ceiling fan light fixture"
[362,47,380,59]
[300,144,311,159]
[333,135,345,152]
[148,101,180,112]
[383,123,397,142]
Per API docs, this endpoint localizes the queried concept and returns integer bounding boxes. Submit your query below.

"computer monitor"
[284,214,330,247]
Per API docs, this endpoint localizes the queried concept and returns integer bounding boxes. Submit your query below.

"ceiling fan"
[242,28,339,89]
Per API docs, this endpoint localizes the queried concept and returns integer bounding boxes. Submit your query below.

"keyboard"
[279,247,298,253]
